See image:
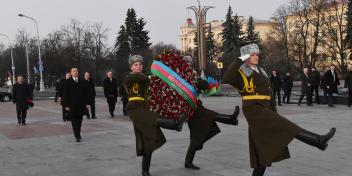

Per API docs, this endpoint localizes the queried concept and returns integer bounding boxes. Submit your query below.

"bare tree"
[286,0,326,69]
[86,22,110,83]
[60,19,91,69]
[265,4,293,72]
[321,0,350,75]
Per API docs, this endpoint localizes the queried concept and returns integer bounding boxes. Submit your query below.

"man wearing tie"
[322,65,340,107]
[63,68,89,142]
[103,71,118,117]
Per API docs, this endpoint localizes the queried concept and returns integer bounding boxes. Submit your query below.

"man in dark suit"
[59,73,71,122]
[63,68,89,142]
[84,72,96,119]
[103,71,118,117]
[12,75,31,125]
[270,70,282,106]
[282,72,293,104]
[345,70,352,107]
[322,65,340,107]
[310,67,321,104]
[298,68,313,106]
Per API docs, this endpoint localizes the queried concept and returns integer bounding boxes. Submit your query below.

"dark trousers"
[70,112,83,139]
[122,99,128,116]
[324,90,334,106]
[16,109,27,124]
[272,89,281,104]
[108,101,116,116]
[62,106,70,121]
[348,89,352,107]
[311,85,320,104]
[298,90,312,105]
[84,99,96,118]
[54,92,59,102]
[283,89,292,104]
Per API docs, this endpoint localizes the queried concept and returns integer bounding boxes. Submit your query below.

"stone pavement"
[0,97,351,176]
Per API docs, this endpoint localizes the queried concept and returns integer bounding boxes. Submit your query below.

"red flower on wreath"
[149,51,197,120]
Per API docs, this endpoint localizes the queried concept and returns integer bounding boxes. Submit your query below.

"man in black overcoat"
[103,71,118,117]
[270,70,282,106]
[84,72,96,119]
[322,65,340,107]
[63,68,89,142]
[298,68,312,106]
[59,73,71,121]
[310,67,321,104]
[282,72,293,104]
[12,75,31,125]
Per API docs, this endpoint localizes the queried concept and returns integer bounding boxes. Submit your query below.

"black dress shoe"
[92,116,97,119]
[76,138,81,142]
[185,163,200,170]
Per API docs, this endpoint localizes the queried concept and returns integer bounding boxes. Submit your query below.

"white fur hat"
[128,55,144,66]
[239,44,260,61]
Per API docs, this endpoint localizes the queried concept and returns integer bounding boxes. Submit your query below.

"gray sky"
[0,0,288,49]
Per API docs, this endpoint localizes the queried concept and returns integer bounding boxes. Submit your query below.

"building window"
[189,39,192,44]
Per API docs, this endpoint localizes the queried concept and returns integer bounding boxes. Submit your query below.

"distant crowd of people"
[12,68,127,142]
[270,65,352,107]
[52,69,128,142]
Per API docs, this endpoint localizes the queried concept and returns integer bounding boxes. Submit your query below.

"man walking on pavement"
[270,70,282,106]
[59,73,71,122]
[298,68,313,106]
[282,72,293,104]
[310,67,321,104]
[84,72,96,119]
[13,75,32,126]
[63,68,89,142]
[103,71,118,117]
[322,65,340,107]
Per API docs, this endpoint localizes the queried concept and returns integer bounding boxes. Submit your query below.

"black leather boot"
[296,128,336,151]
[215,106,239,125]
[252,166,266,176]
[184,145,200,170]
[157,112,187,132]
[142,153,152,176]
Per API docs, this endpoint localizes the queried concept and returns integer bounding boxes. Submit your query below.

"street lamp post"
[18,13,45,91]
[0,34,16,85]
[25,43,30,84]
[187,0,214,78]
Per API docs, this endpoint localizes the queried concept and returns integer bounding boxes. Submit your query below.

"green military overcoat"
[224,59,302,168]
[124,73,166,156]
[188,101,221,151]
